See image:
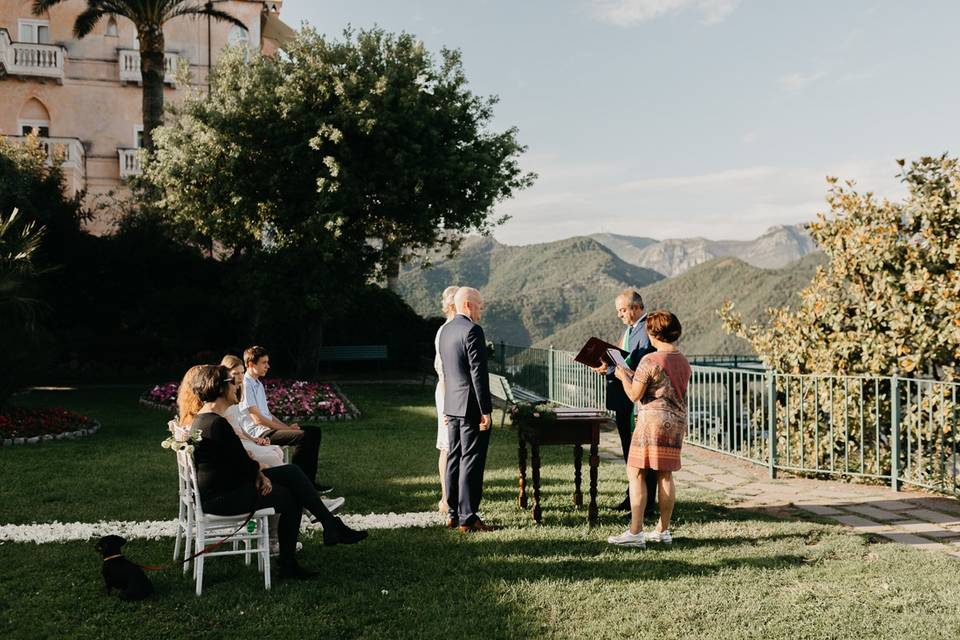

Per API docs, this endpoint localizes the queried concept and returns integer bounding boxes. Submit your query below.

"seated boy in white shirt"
[239,345,333,495]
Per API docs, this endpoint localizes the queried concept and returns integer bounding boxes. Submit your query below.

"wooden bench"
[316,345,388,363]
[489,373,549,428]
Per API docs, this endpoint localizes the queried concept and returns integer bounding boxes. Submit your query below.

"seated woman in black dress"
[180,364,366,579]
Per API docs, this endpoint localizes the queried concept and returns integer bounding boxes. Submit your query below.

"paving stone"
[898,508,960,526]
[914,529,960,539]
[872,532,953,552]
[794,504,845,516]
[863,499,918,511]
[842,504,906,521]
[886,520,954,535]
[825,514,891,532]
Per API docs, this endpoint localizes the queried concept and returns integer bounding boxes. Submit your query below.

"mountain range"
[398,225,822,355]
[588,224,816,277]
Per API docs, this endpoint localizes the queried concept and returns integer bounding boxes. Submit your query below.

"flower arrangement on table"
[0,407,98,442]
[141,379,359,421]
[508,402,556,427]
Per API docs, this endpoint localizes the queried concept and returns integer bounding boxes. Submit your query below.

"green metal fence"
[494,343,960,497]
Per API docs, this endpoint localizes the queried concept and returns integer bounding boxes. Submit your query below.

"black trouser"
[445,415,490,526]
[615,407,657,516]
[202,464,334,567]
[264,426,321,485]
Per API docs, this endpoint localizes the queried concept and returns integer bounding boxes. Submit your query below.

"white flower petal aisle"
[0,511,445,544]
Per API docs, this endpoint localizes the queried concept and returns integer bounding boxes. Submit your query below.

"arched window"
[18,97,51,137]
[228,25,250,48]
[228,25,251,62]
[105,15,118,37]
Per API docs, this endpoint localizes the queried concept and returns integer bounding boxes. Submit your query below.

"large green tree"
[722,155,960,381]
[33,0,244,151]
[144,28,534,372]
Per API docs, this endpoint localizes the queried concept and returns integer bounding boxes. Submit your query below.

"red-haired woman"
[608,311,691,548]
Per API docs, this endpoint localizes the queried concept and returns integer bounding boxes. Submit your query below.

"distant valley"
[398,225,821,355]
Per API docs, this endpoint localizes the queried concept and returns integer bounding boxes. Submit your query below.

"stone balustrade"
[117,147,142,177]
[0,28,65,81]
[118,49,179,84]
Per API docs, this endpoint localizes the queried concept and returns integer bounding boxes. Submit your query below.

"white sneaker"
[321,496,345,513]
[646,529,672,544]
[270,541,303,557]
[607,529,646,547]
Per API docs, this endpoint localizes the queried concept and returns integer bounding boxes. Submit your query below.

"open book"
[573,337,628,368]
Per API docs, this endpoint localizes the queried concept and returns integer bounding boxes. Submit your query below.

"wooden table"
[515,408,612,527]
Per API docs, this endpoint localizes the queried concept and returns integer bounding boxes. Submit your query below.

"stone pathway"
[597,425,960,558]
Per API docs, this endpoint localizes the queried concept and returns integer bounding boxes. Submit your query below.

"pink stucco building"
[0,0,293,231]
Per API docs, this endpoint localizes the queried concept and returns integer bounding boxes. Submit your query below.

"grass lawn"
[2,384,960,639]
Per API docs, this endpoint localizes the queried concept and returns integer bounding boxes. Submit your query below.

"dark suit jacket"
[605,317,655,412]
[439,314,493,420]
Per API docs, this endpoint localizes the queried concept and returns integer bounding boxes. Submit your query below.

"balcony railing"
[0,28,65,81]
[7,135,84,170]
[3,135,85,194]
[117,148,142,177]
[118,49,179,84]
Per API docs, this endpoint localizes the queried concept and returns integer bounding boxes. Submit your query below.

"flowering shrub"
[143,382,178,407]
[0,407,95,438]
[141,379,355,420]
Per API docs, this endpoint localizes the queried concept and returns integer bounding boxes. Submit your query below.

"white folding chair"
[169,421,194,575]
[181,451,274,596]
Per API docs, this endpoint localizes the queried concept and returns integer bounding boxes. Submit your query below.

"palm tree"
[32,0,245,151]
[0,208,45,407]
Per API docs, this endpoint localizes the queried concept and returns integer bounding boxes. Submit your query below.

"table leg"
[573,445,583,507]
[588,438,599,527]
[532,441,542,525]
[518,436,528,509]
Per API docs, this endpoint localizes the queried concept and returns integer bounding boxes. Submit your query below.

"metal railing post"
[547,346,555,402]
[767,371,777,479]
[891,375,901,491]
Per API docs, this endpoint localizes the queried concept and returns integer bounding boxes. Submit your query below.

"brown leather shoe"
[458,519,498,533]
[446,518,458,528]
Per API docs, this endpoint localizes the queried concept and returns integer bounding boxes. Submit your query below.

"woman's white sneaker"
[647,529,672,544]
[607,529,646,547]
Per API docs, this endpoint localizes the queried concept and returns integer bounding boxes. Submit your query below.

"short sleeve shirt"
[239,373,272,438]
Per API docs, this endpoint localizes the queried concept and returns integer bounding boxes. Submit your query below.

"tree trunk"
[385,254,400,293]
[139,26,166,152]
[295,318,324,379]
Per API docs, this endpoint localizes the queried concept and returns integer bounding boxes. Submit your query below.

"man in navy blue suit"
[593,290,658,515]
[438,286,498,532]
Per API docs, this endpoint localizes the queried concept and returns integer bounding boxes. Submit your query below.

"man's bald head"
[454,287,485,322]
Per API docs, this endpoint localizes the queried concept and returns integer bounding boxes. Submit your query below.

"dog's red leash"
[139,510,256,572]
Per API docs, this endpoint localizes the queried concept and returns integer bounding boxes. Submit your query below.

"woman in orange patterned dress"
[608,311,691,547]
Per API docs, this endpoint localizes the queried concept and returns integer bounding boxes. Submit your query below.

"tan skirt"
[626,408,687,471]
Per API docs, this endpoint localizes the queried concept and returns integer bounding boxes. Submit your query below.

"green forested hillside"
[536,252,825,355]
[397,236,665,344]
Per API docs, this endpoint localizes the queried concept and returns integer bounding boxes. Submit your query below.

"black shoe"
[313,483,334,495]
[323,517,369,546]
[615,497,631,512]
[278,562,319,580]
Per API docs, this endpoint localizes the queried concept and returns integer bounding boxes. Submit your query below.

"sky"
[281,0,960,245]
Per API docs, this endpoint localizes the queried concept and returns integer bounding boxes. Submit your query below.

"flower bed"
[0,407,100,445]
[140,379,360,421]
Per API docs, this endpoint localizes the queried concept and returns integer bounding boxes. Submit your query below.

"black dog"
[95,535,154,601]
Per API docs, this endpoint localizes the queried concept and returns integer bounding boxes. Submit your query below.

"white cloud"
[591,0,741,26]
[779,70,827,92]
[493,159,907,245]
